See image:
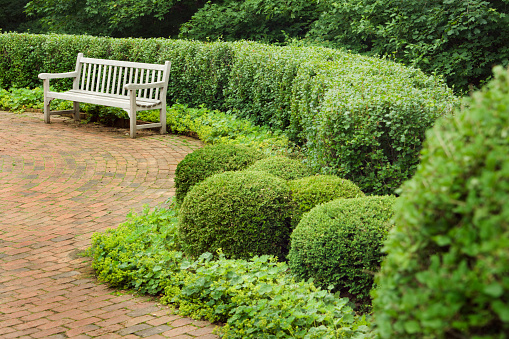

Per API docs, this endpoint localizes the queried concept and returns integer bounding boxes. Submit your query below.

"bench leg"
[73,102,80,121]
[129,110,137,139]
[160,107,166,135]
[43,98,52,124]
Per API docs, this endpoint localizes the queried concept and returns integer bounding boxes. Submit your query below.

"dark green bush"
[179,0,321,44]
[289,195,396,305]
[174,144,264,205]
[246,156,312,181]
[178,170,293,260]
[305,0,509,92]
[372,66,509,338]
[288,175,364,228]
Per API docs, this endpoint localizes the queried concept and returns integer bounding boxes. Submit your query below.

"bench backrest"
[73,53,171,101]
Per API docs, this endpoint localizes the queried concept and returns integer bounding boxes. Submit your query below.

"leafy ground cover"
[88,204,373,338]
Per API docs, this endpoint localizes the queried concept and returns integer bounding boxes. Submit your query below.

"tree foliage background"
[2,0,509,92]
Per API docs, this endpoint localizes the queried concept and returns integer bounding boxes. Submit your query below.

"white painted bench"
[38,53,171,138]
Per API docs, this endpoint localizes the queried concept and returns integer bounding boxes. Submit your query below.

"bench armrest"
[38,71,78,80]
[124,81,166,91]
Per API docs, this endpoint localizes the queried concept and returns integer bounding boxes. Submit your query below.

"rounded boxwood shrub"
[372,66,509,338]
[178,170,293,260]
[174,144,264,204]
[288,195,396,305]
[288,175,365,228]
[246,155,312,181]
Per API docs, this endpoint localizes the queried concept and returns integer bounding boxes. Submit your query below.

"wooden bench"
[38,53,171,138]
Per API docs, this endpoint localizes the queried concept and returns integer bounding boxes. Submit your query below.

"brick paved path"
[0,112,220,338]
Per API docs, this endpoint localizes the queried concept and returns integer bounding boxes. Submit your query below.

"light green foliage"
[160,253,291,323]
[0,33,457,194]
[372,66,509,338]
[138,104,290,153]
[88,206,181,295]
[288,175,364,229]
[174,144,264,205]
[289,195,396,306]
[89,207,371,338]
[246,156,312,181]
[178,171,293,260]
[306,0,509,92]
[0,86,46,112]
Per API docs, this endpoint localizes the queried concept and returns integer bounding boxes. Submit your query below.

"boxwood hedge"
[174,143,264,205]
[246,155,312,181]
[0,32,459,194]
[288,195,396,306]
[178,170,293,260]
[288,175,364,229]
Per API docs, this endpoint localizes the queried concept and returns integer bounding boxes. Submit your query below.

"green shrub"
[294,56,459,195]
[289,195,396,306]
[372,66,509,338]
[179,0,321,44]
[174,144,264,205]
[288,175,364,228]
[246,155,312,181]
[178,170,293,260]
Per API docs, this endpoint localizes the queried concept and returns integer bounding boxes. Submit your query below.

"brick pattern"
[0,112,219,338]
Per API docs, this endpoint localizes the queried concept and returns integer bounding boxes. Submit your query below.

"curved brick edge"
[0,112,219,338]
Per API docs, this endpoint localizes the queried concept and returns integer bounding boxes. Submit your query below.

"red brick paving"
[0,112,220,338]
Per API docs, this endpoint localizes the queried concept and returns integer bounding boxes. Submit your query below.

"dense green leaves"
[306,0,509,92]
[372,66,509,338]
[246,156,312,181]
[180,0,321,44]
[178,170,293,260]
[89,205,371,338]
[89,206,181,295]
[9,0,509,91]
[287,175,365,229]
[289,195,396,307]
[25,0,201,38]
[174,144,264,205]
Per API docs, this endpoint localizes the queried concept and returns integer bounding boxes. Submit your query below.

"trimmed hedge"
[178,170,293,260]
[174,144,264,205]
[0,32,459,194]
[372,66,509,338]
[246,156,312,181]
[288,195,396,305]
[288,175,364,228]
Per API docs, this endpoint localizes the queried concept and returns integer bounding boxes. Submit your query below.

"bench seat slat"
[48,90,161,109]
